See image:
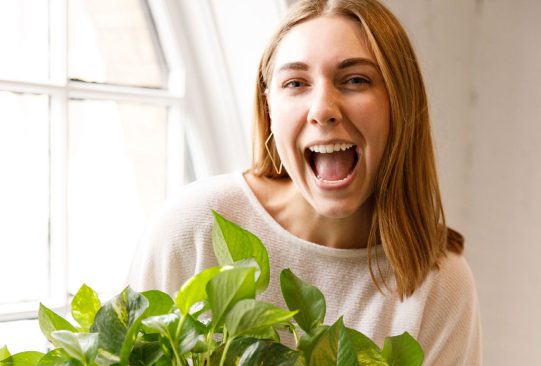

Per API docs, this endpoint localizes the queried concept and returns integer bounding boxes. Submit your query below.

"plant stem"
[218,339,232,366]
[176,313,187,339]
[205,328,215,365]
[222,327,228,344]
[292,324,300,347]
[171,343,184,366]
[167,326,184,366]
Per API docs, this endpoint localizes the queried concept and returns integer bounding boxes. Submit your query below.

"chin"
[312,200,361,220]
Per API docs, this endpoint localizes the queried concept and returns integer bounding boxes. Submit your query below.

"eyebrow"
[276,62,309,73]
[338,57,379,70]
[276,57,379,74]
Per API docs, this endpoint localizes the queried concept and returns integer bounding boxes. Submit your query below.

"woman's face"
[267,15,390,219]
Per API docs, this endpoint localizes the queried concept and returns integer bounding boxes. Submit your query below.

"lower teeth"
[317,174,351,183]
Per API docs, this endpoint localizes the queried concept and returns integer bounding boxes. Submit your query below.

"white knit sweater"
[127,172,482,365]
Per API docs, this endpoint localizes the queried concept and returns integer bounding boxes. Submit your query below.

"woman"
[129,0,482,364]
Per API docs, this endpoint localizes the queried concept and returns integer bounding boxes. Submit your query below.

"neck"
[246,173,374,249]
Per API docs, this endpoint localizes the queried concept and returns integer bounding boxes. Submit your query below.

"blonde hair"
[250,0,464,299]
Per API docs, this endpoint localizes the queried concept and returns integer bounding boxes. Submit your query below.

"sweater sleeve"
[417,253,482,366]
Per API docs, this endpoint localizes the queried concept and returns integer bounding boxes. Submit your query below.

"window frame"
[0,0,188,322]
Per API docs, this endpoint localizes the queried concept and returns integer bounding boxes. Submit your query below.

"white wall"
[383,0,541,364]
[468,1,541,363]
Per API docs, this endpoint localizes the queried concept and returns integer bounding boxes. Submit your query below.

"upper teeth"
[308,143,354,153]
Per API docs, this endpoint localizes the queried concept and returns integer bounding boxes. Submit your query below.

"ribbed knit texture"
[127,172,482,365]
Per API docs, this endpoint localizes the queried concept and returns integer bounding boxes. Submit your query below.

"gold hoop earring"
[264,132,283,175]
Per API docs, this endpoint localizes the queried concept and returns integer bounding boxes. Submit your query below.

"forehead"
[273,15,375,70]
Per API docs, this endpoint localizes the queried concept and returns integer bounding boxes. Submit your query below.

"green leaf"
[210,337,299,366]
[178,314,208,354]
[381,332,423,366]
[142,290,174,317]
[206,266,256,329]
[154,355,172,366]
[309,317,359,366]
[142,312,208,355]
[298,325,328,363]
[129,340,163,366]
[293,356,307,366]
[37,349,82,366]
[280,269,326,334]
[143,313,180,355]
[238,339,300,366]
[345,328,380,352]
[190,300,211,319]
[93,350,120,366]
[209,337,252,366]
[0,352,44,366]
[0,346,10,362]
[232,258,261,283]
[50,331,98,365]
[211,210,270,294]
[242,325,280,342]
[224,299,297,339]
[208,337,255,366]
[345,328,387,365]
[71,284,101,331]
[38,304,76,341]
[142,313,180,338]
[90,286,149,365]
[176,266,222,315]
[301,324,385,365]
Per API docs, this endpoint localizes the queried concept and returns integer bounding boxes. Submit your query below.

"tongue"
[313,149,356,181]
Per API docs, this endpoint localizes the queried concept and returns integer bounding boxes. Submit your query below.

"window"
[0,0,193,351]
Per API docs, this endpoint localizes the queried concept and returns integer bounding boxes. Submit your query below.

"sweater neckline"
[234,171,383,259]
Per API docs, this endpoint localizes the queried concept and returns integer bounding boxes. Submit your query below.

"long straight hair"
[251,0,464,299]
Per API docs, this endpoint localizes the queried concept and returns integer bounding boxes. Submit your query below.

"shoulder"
[419,251,479,319]
[171,173,245,209]
[153,173,246,226]
[416,252,482,365]
[137,172,249,258]
[431,251,477,298]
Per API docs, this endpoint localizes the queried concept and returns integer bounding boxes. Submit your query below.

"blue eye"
[284,80,305,88]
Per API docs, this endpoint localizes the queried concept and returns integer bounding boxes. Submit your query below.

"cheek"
[354,107,390,146]
[271,122,301,164]
[269,96,306,150]
[349,101,390,174]
[357,95,390,147]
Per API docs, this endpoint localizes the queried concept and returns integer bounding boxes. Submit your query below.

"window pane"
[0,92,49,304]
[69,0,166,88]
[0,0,49,82]
[68,100,167,294]
[0,319,47,353]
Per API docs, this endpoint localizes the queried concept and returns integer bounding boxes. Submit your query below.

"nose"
[307,82,342,126]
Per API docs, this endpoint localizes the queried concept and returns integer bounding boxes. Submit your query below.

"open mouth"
[304,143,359,182]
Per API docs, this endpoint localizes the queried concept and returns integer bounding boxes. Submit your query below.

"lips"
[304,142,359,183]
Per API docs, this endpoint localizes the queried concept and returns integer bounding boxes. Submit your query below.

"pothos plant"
[0,211,424,366]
